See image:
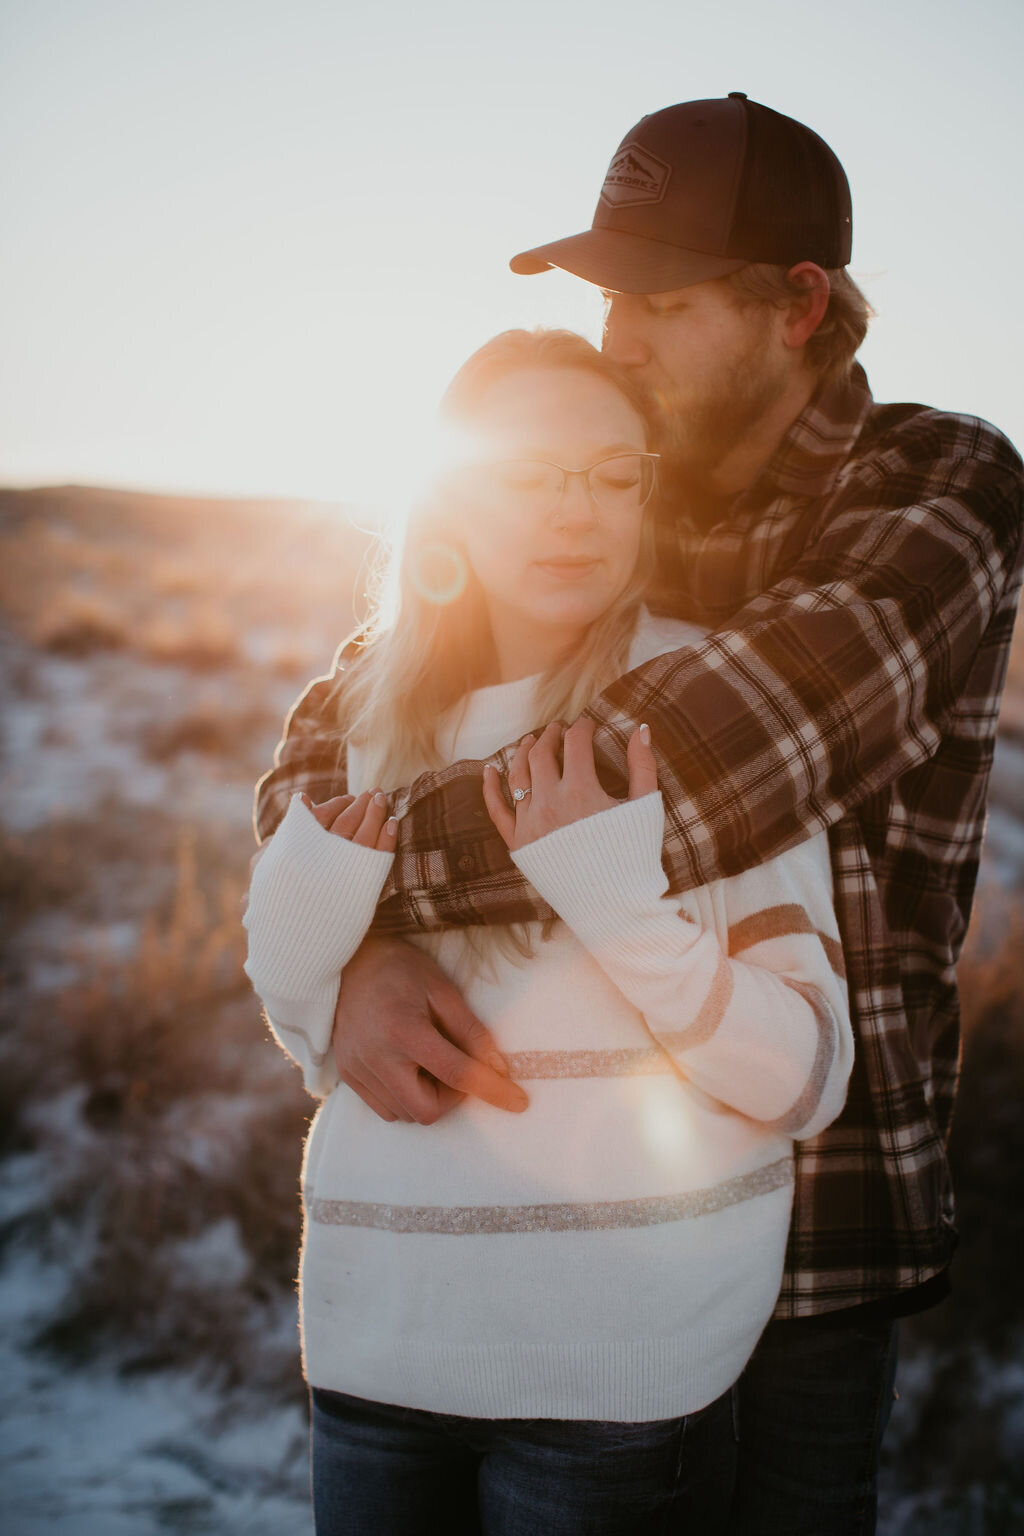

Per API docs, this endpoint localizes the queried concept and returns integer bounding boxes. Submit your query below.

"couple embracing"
[244,95,1024,1535]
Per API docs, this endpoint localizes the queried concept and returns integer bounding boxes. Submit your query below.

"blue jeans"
[729,1315,899,1535]
[310,1386,737,1535]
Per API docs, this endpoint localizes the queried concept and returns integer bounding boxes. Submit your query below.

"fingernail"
[385,818,398,836]
[374,791,387,808]
[508,1088,529,1112]
[639,723,650,744]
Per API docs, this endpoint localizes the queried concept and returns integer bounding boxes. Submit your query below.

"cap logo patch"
[599,142,671,207]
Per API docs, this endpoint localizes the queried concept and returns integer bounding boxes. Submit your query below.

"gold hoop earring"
[410,541,469,607]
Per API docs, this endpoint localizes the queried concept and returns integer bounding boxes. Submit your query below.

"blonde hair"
[326,329,655,969]
[334,328,656,793]
[726,264,873,382]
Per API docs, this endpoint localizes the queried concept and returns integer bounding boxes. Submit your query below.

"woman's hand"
[299,790,399,853]
[482,717,658,851]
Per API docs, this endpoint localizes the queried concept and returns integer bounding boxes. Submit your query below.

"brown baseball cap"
[510,93,852,293]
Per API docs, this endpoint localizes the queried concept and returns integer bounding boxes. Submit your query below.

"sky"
[2,0,1023,514]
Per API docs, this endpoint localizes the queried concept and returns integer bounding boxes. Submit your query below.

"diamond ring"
[511,786,532,802]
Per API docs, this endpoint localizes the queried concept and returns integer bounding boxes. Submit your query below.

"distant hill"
[0,482,377,671]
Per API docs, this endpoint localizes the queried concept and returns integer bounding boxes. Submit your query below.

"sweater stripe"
[270,1016,330,1066]
[818,933,847,978]
[504,1047,670,1079]
[767,980,838,1134]
[666,952,735,1049]
[728,904,846,979]
[310,1158,793,1235]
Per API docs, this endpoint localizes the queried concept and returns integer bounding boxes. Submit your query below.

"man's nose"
[602,303,651,368]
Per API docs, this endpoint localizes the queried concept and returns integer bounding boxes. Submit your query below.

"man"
[255,95,1024,1532]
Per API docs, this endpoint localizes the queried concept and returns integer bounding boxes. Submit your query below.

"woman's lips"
[534,558,601,580]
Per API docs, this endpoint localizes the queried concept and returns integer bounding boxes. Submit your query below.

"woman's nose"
[550,472,599,530]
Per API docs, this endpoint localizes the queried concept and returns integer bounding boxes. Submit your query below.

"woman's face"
[455,366,650,678]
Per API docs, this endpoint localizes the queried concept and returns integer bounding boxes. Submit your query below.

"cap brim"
[509,228,748,293]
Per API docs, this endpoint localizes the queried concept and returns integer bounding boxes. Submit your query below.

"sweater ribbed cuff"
[244,793,394,999]
[511,793,674,949]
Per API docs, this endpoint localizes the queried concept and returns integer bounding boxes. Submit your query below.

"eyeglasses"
[475,452,660,519]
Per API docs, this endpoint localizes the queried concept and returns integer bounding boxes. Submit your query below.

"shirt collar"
[749,362,875,504]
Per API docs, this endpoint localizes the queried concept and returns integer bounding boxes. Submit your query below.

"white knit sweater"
[244,612,853,1422]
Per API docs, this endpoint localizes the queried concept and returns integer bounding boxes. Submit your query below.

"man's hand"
[482,718,657,850]
[333,935,529,1124]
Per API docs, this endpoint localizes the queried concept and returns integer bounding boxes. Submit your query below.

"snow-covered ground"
[0,1109,313,1535]
[0,1256,312,1536]
[0,497,332,1533]
[2,488,1022,1534]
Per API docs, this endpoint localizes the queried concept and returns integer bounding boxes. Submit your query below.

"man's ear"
[782,262,831,350]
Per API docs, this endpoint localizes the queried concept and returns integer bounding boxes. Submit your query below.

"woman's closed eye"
[592,457,644,493]
[493,461,554,493]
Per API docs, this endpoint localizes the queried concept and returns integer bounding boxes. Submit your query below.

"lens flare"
[363,419,491,541]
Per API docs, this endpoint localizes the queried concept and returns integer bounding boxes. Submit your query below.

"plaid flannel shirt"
[254,365,1024,1317]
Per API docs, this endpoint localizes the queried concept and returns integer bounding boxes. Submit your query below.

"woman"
[244,329,853,1535]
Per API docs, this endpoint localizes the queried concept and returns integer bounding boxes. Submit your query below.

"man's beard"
[645,324,786,504]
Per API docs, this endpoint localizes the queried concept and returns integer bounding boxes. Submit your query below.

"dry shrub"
[138,611,242,671]
[944,905,1024,1349]
[151,558,205,599]
[0,486,375,1391]
[882,906,1024,1520]
[0,824,84,928]
[141,700,276,762]
[55,829,249,1104]
[11,828,310,1391]
[267,636,321,680]
[33,1088,308,1399]
[0,523,115,624]
[34,592,129,656]
[5,803,189,935]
